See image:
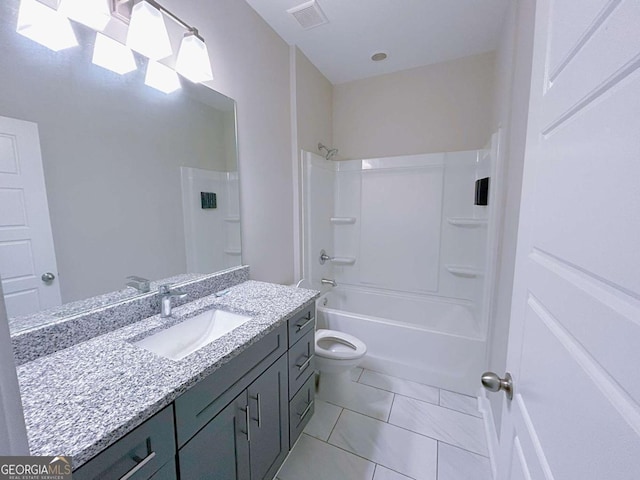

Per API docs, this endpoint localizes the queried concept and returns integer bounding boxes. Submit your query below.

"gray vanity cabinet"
[178,355,288,480]
[73,405,176,480]
[246,354,289,480]
[72,301,316,480]
[178,392,251,480]
[286,306,316,448]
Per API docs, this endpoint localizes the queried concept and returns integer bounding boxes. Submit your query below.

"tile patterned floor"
[276,369,492,480]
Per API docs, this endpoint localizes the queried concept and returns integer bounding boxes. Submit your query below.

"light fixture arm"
[113,0,204,41]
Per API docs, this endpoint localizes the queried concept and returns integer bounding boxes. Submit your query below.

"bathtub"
[316,286,487,395]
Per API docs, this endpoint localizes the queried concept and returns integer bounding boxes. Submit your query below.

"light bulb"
[176,33,213,83]
[126,1,172,60]
[145,61,181,94]
[92,33,137,75]
[58,0,111,32]
[17,0,78,52]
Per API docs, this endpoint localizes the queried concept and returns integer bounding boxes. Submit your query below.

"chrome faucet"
[159,284,188,318]
[321,278,337,287]
[126,275,150,293]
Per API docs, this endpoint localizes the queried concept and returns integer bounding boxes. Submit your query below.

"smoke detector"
[287,0,329,30]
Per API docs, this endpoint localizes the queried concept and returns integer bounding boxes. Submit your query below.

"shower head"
[318,142,339,160]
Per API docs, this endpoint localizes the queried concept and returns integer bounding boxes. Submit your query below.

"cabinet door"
[179,392,250,480]
[247,355,289,480]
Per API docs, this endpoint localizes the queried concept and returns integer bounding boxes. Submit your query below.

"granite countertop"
[15,280,319,469]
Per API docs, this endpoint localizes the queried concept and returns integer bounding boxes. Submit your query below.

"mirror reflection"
[0,0,241,321]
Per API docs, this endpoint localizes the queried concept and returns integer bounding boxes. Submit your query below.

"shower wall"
[302,154,336,289]
[303,148,494,339]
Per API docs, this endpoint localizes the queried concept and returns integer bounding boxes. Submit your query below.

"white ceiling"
[245,0,510,84]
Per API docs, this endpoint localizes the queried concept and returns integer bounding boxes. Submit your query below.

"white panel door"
[495,0,640,478]
[0,116,61,317]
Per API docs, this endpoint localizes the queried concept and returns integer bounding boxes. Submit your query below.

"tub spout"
[321,278,337,287]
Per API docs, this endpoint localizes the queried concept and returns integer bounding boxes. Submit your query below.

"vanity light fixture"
[58,0,111,32]
[123,0,214,83]
[92,33,137,74]
[175,31,213,83]
[125,0,172,60]
[145,60,181,94]
[16,0,213,88]
[17,0,78,52]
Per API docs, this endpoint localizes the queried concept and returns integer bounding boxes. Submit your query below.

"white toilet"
[315,329,367,377]
[294,279,367,379]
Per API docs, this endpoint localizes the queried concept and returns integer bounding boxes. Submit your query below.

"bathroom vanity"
[13,273,318,480]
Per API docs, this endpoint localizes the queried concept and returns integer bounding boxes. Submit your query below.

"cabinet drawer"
[289,374,315,449]
[175,324,287,447]
[288,328,315,399]
[74,405,175,480]
[287,304,315,347]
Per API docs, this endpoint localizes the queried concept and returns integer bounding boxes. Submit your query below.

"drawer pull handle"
[296,354,315,372]
[241,405,251,442]
[120,451,156,480]
[297,401,314,422]
[295,315,315,332]
[250,393,262,428]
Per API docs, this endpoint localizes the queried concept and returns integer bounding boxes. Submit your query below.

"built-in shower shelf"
[224,248,242,256]
[329,256,356,266]
[224,217,240,223]
[447,217,488,227]
[445,265,483,278]
[330,217,357,225]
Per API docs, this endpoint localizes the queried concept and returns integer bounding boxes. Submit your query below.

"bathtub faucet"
[321,278,337,287]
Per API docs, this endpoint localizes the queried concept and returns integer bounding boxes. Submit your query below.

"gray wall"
[161,0,295,285]
[333,52,496,160]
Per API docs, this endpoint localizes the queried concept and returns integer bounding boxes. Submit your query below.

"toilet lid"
[315,329,367,360]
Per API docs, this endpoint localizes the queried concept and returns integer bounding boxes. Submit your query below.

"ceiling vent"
[287,0,329,30]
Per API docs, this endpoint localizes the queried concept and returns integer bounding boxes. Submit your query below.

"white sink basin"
[134,309,251,361]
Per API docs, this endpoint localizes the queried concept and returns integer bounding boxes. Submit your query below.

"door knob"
[481,371,513,400]
[41,272,56,284]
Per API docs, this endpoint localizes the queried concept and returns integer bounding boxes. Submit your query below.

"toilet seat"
[315,329,367,360]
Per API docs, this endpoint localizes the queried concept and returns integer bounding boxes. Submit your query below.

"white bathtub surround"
[277,368,491,480]
[180,168,241,273]
[302,148,500,394]
[318,287,486,395]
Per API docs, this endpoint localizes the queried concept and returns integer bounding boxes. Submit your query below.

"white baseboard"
[478,388,499,480]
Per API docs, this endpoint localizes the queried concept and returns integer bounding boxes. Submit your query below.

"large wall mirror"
[0,0,242,323]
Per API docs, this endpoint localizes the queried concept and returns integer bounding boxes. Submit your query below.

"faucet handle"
[127,276,150,293]
[159,284,188,299]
